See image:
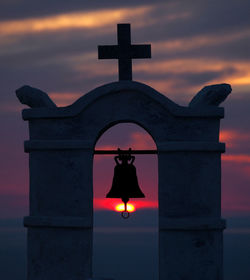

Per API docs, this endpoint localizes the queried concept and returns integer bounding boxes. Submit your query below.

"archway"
[93,123,158,279]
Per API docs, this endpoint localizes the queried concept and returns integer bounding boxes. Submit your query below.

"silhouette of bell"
[106,149,145,218]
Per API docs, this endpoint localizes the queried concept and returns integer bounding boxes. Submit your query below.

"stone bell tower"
[16,23,231,280]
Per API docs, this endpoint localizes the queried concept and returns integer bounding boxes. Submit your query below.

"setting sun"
[115,203,135,212]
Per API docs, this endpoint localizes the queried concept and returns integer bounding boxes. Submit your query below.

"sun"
[115,203,135,212]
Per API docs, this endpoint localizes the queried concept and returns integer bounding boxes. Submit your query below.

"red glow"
[94,198,158,211]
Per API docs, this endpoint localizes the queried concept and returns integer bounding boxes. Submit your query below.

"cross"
[98,23,151,81]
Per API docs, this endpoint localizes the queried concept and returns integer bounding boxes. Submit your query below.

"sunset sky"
[0,0,250,279]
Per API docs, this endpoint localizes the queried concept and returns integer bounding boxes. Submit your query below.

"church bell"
[106,149,145,218]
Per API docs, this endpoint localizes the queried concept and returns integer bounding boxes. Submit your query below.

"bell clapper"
[121,197,130,219]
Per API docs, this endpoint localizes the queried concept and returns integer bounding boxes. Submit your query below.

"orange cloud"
[220,130,240,148]
[129,132,156,149]
[0,6,153,36]
[139,78,191,98]
[154,29,250,55]
[135,58,250,78]
[49,92,82,107]
[0,103,25,113]
[71,55,250,97]
[222,154,250,163]
[134,58,250,95]
[95,145,119,150]
[220,130,236,146]
[220,130,250,148]
[72,59,116,78]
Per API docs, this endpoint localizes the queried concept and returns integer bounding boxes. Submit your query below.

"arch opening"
[94,119,158,149]
[93,122,158,280]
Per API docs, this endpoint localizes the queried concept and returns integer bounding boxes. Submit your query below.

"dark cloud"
[0,194,28,218]
[146,0,250,40]
[221,96,250,131]
[151,37,250,62]
[0,61,93,94]
[137,69,237,88]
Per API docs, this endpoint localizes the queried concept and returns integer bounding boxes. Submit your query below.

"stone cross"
[98,23,151,80]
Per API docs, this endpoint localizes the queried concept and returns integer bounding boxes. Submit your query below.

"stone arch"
[18,80,230,280]
[93,122,158,279]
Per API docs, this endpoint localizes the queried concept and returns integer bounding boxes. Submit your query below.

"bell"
[106,149,145,218]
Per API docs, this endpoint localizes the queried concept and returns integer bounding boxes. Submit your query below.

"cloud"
[0,194,28,219]
[48,92,83,107]
[153,29,250,55]
[0,6,153,36]
[0,1,249,110]
[0,0,168,21]
[135,59,250,84]
[220,129,250,149]
[127,132,156,149]
[222,154,250,163]
[0,103,24,113]
[222,159,250,215]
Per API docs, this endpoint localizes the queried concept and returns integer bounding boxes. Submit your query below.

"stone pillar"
[24,140,94,280]
[158,141,226,280]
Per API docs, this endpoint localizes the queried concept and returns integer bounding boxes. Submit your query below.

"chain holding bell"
[106,148,145,218]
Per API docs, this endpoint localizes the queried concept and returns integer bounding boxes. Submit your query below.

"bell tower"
[16,23,231,280]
